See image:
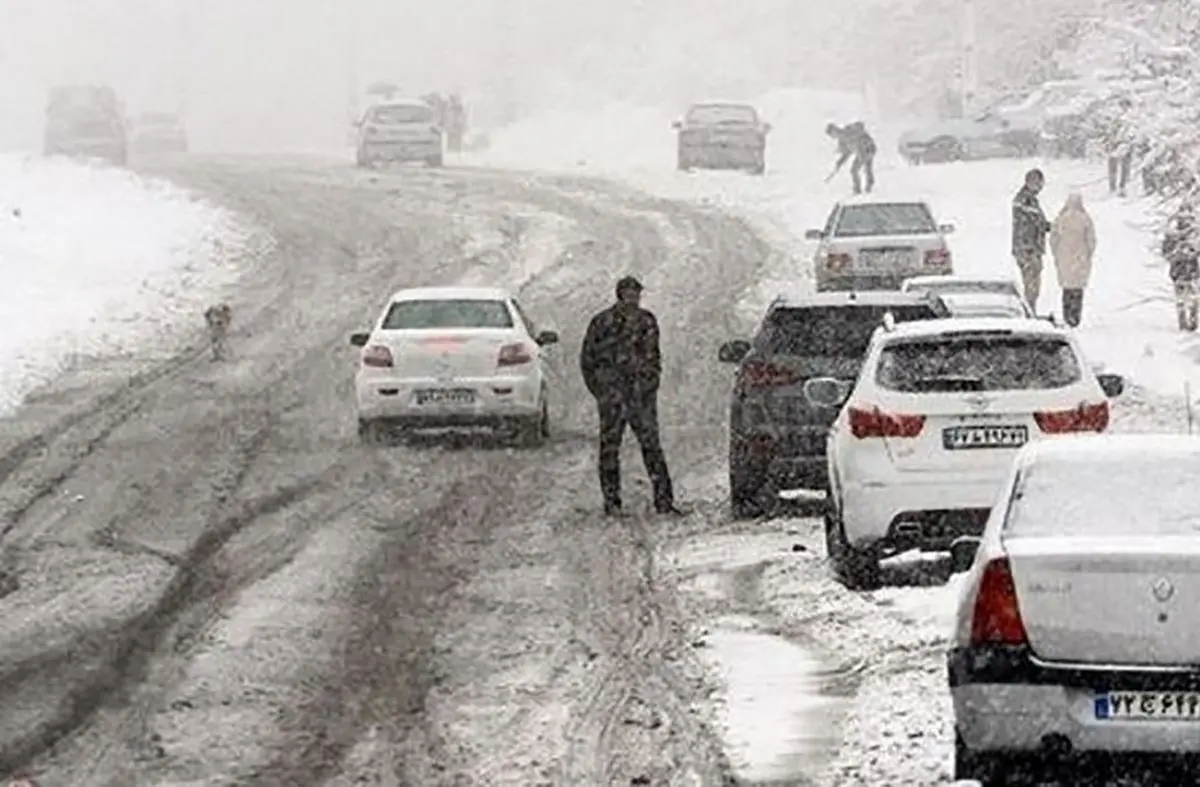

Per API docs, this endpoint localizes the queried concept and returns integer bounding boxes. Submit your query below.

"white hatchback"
[949,435,1200,783]
[807,317,1124,588]
[350,286,558,444]
[806,198,955,291]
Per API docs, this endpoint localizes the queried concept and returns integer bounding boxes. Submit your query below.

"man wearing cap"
[580,276,683,517]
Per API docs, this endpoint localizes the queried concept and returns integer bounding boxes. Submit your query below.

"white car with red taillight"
[804,317,1124,589]
[349,286,559,445]
[805,198,955,292]
[355,99,444,168]
[948,435,1200,783]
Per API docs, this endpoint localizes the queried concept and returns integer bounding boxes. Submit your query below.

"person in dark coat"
[1163,201,1200,332]
[1012,168,1052,313]
[825,122,877,195]
[579,276,683,517]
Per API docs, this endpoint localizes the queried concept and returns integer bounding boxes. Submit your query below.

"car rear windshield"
[756,305,937,357]
[686,105,757,125]
[876,334,1081,393]
[381,299,513,330]
[370,104,434,124]
[834,204,937,237]
[1006,457,1200,537]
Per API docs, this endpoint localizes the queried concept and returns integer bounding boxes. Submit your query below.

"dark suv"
[718,290,948,518]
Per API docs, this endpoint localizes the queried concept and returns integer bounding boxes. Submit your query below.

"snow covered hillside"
[0,156,257,415]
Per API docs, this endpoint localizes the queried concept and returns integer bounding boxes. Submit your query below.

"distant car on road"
[43,84,128,166]
[672,101,771,175]
[807,198,955,291]
[897,98,1041,164]
[717,290,949,518]
[355,99,444,168]
[131,112,188,155]
[902,275,1033,318]
[810,317,1125,589]
[948,434,1200,784]
[350,286,559,445]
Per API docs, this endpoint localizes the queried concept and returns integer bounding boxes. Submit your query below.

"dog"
[203,303,233,361]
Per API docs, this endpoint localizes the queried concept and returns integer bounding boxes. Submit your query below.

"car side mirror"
[804,229,824,240]
[803,377,851,408]
[718,339,751,363]
[939,223,956,234]
[671,120,682,130]
[1097,373,1125,398]
[535,329,559,346]
[950,536,981,574]
[350,331,370,347]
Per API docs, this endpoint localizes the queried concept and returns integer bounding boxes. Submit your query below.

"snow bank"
[0,155,255,415]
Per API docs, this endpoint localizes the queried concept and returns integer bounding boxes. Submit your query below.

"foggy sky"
[0,0,1095,153]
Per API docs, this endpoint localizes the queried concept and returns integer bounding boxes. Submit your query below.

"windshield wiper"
[907,375,985,392]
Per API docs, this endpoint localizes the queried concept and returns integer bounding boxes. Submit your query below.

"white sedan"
[350,286,558,445]
[949,435,1200,784]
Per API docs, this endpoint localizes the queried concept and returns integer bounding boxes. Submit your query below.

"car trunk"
[373,329,514,378]
[1006,535,1200,666]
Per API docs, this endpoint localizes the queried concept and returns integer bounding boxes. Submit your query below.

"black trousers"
[1108,153,1131,192]
[1061,288,1084,327]
[597,390,674,510]
[851,153,875,194]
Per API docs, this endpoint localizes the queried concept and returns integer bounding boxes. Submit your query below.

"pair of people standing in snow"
[1011,168,1096,327]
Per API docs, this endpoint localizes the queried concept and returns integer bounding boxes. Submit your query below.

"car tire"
[928,136,963,163]
[514,397,550,448]
[748,157,765,176]
[954,733,1021,786]
[358,418,386,445]
[825,502,881,590]
[729,439,770,519]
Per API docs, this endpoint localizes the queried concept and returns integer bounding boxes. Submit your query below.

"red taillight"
[362,345,393,368]
[498,342,534,366]
[847,406,925,438]
[924,248,952,266]
[826,253,852,270]
[742,360,799,388]
[970,557,1029,646]
[1034,401,1109,433]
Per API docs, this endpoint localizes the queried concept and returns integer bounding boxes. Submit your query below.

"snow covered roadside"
[0,155,259,415]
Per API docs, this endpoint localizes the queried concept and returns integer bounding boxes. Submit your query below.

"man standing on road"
[580,276,684,517]
[825,122,877,195]
[1012,168,1052,312]
[1102,98,1135,197]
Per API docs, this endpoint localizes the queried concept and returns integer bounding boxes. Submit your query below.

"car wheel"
[514,397,549,448]
[954,733,1021,786]
[826,503,881,590]
[748,158,765,176]
[358,418,386,446]
[729,440,770,519]
[928,136,963,163]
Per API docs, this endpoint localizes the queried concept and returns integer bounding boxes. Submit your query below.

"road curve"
[0,158,774,786]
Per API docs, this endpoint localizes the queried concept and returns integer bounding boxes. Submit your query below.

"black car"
[718,290,949,518]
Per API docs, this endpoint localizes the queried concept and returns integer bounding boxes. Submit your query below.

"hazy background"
[0,0,1116,153]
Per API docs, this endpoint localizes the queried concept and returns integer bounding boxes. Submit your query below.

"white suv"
[807,317,1124,589]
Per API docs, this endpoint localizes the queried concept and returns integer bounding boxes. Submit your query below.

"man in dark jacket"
[1163,201,1200,331]
[825,122,877,195]
[580,276,682,517]
[1012,168,1052,313]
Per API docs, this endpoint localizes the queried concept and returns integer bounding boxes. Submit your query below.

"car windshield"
[686,104,757,125]
[369,104,434,125]
[757,305,937,357]
[876,335,1081,392]
[381,299,513,330]
[1006,456,1200,537]
[834,204,937,237]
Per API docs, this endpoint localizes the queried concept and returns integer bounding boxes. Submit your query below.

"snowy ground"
[476,89,1200,785]
[0,155,261,416]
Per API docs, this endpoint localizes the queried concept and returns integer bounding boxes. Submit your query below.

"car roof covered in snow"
[369,98,429,109]
[388,286,513,302]
[689,99,756,108]
[875,316,1065,341]
[767,289,939,310]
[902,274,1019,289]
[1016,434,1200,468]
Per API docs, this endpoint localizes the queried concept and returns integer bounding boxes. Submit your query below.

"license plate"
[862,250,912,267]
[942,425,1028,450]
[414,388,475,405]
[1095,692,1200,720]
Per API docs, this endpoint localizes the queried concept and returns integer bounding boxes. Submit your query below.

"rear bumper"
[817,266,953,292]
[841,472,1001,549]
[950,646,1200,754]
[678,142,764,167]
[361,140,441,160]
[355,374,541,424]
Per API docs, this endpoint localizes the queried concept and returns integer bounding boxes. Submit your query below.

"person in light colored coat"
[1049,193,1096,327]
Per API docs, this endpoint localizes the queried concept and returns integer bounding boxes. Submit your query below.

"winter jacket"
[834,122,877,167]
[1163,212,1200,282]
[1101,111,1133,158]
[1012,185,1051,257]
[580,303,662,400]
[1049,194,1097,290]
